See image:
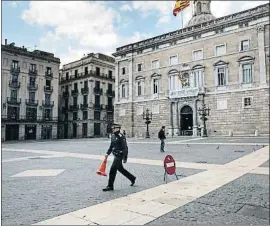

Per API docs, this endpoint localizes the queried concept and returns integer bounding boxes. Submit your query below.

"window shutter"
[239,64,243,84]
[214,68,218,86]
[190,73,194,87]
[135,81,138,96]
[142,81,145,96]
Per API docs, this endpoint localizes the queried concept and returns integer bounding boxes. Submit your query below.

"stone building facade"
[58,53,115,138]
[1,40,60,141]
[112,1,269,137]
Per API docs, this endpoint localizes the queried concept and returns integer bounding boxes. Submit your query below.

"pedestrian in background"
[103,123,136,191]
[158,126,166,152]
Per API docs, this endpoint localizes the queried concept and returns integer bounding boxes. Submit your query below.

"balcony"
[62,106,69,113]
[9,80,20,89]
[80,103,88,110]
[25,99,38,106]
[1,114,20,122]
[168,87,199,99]
[29,69,38,76]
[45,71,53,79]
[42,100,54,107]
[106,90,115,97]
[81,87,89,94]
[94,104,101,110]
[7,97,21,105]
[69,104,79,111]
[27,83,38,90]
[44,86,53,93]
[94,87,103,95]
[38,116,58,122]
[10,66,20,74]
[71,89,79,96]
[63,91,69,98]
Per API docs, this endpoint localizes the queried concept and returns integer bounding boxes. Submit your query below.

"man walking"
[103,123,136,192]
[158,126,166,152]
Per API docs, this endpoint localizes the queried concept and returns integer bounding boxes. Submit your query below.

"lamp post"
[142,108,152,138]
[198,94,210,137]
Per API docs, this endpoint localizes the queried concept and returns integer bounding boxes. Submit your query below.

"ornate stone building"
[112,1,269,137]
[58,53,115,138]
[1,40,60,141]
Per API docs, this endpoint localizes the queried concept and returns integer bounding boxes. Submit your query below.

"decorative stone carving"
[257,25,265,33]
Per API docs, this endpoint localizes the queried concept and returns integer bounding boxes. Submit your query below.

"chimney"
[5,39,7,45]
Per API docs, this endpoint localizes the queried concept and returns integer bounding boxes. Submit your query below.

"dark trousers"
[160,139,165,152]
[108,156,135,188]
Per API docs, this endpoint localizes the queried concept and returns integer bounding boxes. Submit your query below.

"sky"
[2,1,268,67]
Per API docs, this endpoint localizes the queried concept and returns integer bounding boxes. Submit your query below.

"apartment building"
[1,40,60,141]
[58,53,115,138]
[112,1,269,137]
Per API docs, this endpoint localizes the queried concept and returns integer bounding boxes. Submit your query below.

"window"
[46,67,52,74]
[30,77,35,87]
[26,107,37,120]
[30,64,36,72]
[96,67,100,76]
[29,92,35,101]
[95,81,100,89]
[74,83,78,90]
[108,83,112,92]
[153,79,158,94]
[44,109,51,119]
[152,60,159,69]
[217,67,226,86]
[45,94,51,104]
[84,80,88,88]
[137,81,142,96]
[73,96,77,105]
[215,44,226,56]
[11,90,17,99]
[169,56,178,65]
[122,67,126,75]
[64,113,68,121]
[121,84,126,98]
[75,69,78,77]
[85,67,88,75]
[65,85,68,92]
[83,111,88,120]
[94,111,100,120]
[95,95,100,105]
[108,97,113,108]
[66,72,69,79]
[137,63,142,72]
[46,80,51,88]
[240,40,250,51]
[73,112,78,120]
[108,70,112,78]
[12,74,18,83]
[243,97,252,107]
[242,64,252,84]
[83,95,88,104]
[193,50,203,61]
[12,60,19,69]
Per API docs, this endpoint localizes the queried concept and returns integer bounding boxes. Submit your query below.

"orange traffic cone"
[96,156,108,176]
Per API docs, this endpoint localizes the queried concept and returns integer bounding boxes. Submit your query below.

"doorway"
[82,123,88,138]
[25,125,37,140]
[64,123,68,139]
[5,124,19,141]
[94,123,101,136]
[73,123,77,138]
[180,105,193,136]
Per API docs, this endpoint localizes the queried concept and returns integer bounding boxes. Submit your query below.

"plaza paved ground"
[1,136,269,225]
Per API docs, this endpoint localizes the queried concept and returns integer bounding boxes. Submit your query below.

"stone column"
[128,59,133,102]
[257,25,267,84]
[52,124,57,139]
[193,99,199,137]
[19,124,25,140]
[115,62,119,103]
[168,101,174,136]
[36,124,42,140]
[176,102,180,136]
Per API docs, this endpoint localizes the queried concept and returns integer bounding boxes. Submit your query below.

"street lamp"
[142,108,152,138]
[198,94,210,137]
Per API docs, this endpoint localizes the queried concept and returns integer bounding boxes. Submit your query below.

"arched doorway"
[180,105,193,136]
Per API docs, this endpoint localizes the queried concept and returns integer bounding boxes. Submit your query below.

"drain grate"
[234,150,245,153]
[196,161,207,164]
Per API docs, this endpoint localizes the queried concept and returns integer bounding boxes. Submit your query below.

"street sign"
[163,155,178,183]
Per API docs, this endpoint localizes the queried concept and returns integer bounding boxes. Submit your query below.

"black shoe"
[102,186,114,192]
[130,177,136,186]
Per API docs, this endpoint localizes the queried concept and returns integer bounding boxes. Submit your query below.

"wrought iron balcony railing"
[27,83,38,90]
[25,99,38,106]
[81,87,89,94]
[42,100,54,107]
[10,66,20,74]
[29,69,38,76]
[80,103,88,110]
[9,81,20,88]
[94,87,103,95]
[44,86,53,92]
[71,89,79,96]
[7,97,21,105]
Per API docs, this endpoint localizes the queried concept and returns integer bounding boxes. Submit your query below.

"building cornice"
[1,45,60,64]
[112,3,269,57]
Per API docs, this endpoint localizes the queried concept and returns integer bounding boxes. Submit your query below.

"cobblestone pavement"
[1,137,269,225]
[148,174,269,225]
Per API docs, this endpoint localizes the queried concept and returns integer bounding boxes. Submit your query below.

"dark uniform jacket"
[106,131,128,161]
[158,129,166,139]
